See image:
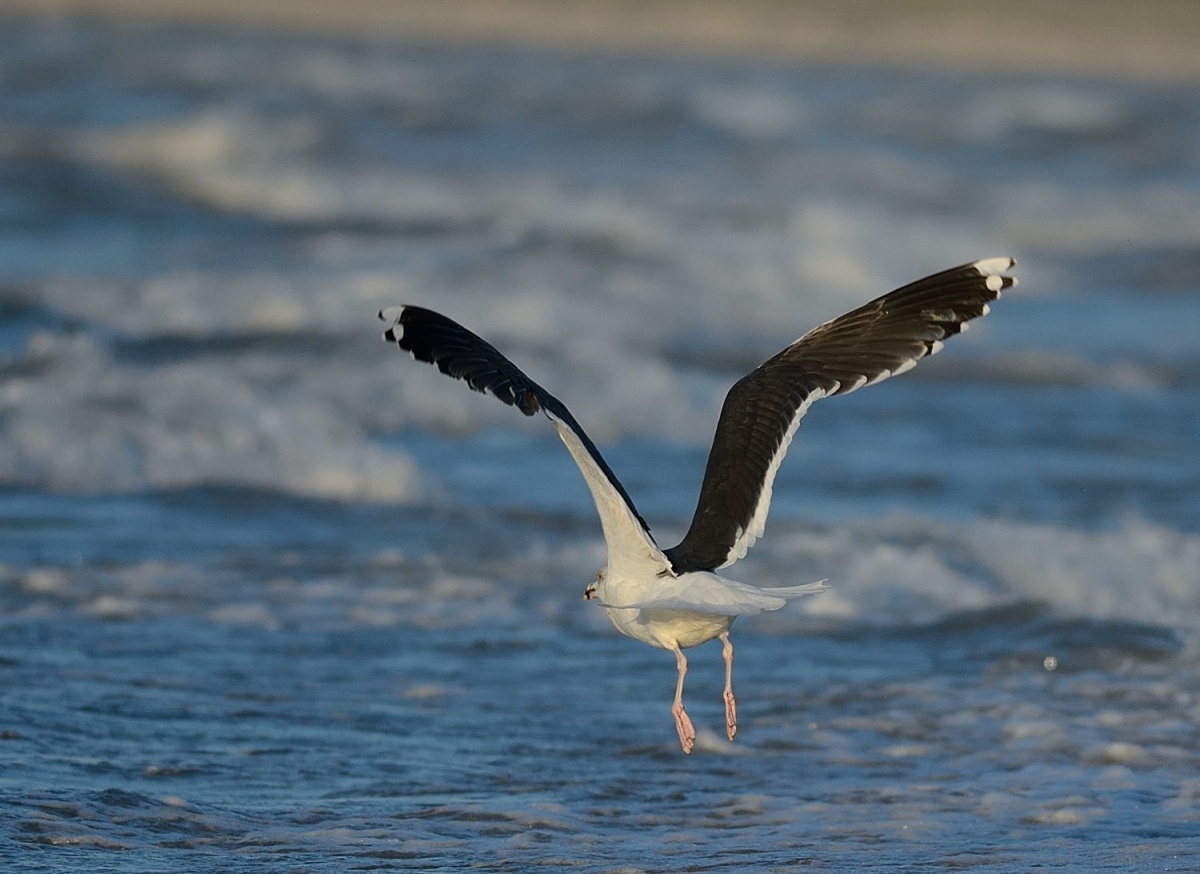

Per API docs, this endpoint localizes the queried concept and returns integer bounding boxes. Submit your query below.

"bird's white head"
[583,568,606,601]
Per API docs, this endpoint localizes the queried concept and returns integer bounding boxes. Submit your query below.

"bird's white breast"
[605,606,734,651]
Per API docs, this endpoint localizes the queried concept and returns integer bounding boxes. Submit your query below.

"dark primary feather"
[380,304,653,537]
[665,258,1014,573]
[382,306,546,416]
[782,260,1006,395]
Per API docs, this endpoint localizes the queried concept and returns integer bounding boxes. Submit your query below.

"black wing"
[664,257,1016,573]
[379,305,654,540]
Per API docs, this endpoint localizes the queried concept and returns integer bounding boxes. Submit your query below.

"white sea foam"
[11,512,1195,635]
[0,325,419,500]
[958,86,1127,139]
[749,515,1200,632]
[3,252,1191,498]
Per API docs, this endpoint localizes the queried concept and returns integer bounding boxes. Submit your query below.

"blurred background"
[1,1,1198,870]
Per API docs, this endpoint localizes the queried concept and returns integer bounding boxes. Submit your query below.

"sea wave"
[7,505,1197,638]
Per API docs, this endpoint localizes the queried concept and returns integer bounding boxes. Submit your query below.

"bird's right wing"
[665,257,1016,573]
[380,306,664,572]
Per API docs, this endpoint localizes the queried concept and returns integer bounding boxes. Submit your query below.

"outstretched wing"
[379,305,663,570]
[665,257,1016,573]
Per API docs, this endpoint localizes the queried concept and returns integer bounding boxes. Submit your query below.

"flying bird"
[380,257,1015,753]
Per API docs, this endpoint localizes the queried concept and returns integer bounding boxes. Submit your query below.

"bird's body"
[381,257,1015,752]
[609,603,732,652]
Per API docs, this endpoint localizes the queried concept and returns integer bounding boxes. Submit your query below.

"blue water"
[2,15,1199,872]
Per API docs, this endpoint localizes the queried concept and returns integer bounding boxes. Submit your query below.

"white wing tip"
[379,305,406,342]
[973,257,1019,292]
[973,256,1015,276]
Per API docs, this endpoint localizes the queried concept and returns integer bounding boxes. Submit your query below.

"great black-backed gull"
[380,257,1015,753]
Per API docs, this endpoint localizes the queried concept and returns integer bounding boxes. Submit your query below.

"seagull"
[380,257,1015,753]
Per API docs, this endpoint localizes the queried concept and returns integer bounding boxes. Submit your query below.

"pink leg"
[670,645,695,754]
[720,632,737,741]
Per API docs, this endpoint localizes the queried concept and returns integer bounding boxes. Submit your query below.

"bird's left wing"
[665,257,1016,573]
[379,306,662,569]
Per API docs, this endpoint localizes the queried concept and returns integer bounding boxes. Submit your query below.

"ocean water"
[2,16,1199,872]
